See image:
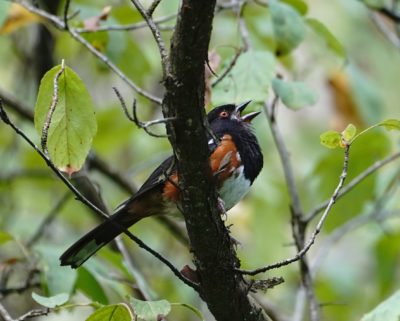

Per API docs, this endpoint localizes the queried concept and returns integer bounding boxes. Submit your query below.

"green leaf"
[341,123,357,142]
[272,78,317,110]
[35,245,77,296]
[320,130,341,149]
[86,304,133,321]
[314,131,390,230]
[0,231,13,246]
[212,50,275,105]
[378,119,400,131]
[34,63,97,176]
[76,267,109,305]
[82,32,109,53]
[281,0,308,15]
[32,292,69,308]
[361,290,400,321]
[306,18,346,60]
[130,298,171,321]
[171,303,205,321]
[269,0,306,55]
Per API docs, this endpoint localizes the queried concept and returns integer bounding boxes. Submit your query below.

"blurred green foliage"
[0,0,400,320]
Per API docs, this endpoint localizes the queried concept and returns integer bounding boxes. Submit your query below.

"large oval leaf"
[306,18,346,60]
[32,292,69,308]
[212,50,275,105]
[34,64,97,176]
[130,298,171,321]
[272,78,317,110]
[269,0,306,55]
[86,304,133,321]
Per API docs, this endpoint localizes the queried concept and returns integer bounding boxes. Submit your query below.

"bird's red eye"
[220,111,229,118]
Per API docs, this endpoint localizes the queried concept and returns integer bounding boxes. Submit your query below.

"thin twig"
[15,0,162,105]
[41,59,65,155]
[264,99,303,219]
[0,281,40,296]
[378,6,400,22]
[27,193,70,247]
[263,97,319,320]
[370,11,400,49]
[238,3,251,51]
[129,0,169,75]
[0,89,189,247]
[147,0,163,17]
[63,0,71,30]
[0,87,33,121]
[114,237,153,300]
[305,151,400,222]
[238,144,351,276]
[0,102,198,291]
[76,13,176,33]
[112,87,174,137]
[211,48,243,87]
[360,0,400,23]
[311,170,400,273]
[15,309,50,321]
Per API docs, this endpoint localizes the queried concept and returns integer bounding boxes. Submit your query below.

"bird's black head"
[207,101,261,125]
[207,101,263,184]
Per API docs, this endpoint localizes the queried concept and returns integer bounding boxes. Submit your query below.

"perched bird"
[60,101,263,268]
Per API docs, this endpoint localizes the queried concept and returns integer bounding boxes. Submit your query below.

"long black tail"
[60,208,141,268]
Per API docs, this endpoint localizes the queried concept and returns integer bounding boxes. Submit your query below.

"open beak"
[235,101,261,123]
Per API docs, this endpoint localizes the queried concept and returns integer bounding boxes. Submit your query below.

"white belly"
[218,165,251,210]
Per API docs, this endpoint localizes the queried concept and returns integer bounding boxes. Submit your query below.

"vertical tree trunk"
[162,1,271,320]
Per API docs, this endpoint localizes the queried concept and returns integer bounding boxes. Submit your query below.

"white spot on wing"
[236,152,241,162]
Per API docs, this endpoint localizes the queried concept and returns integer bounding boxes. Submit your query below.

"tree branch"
[76,14,176,33]
[14,0,162,105]
[161,1,270,320]
[0,102,198,291]
[129,0,169,75]
[305,150,400,222]
[262,98,319,321]
[0,87,189,246]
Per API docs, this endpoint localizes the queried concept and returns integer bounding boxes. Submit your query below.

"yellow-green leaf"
[341,123,357,142]
[320,130,341,149]
[32,292,69,308]
[86,304,132,321]
[0,231,13,246]
[130,298,171,321]
[378,119,400,131]
[306,18,346,60]
[34,64,97,176]
[171,303,205,321]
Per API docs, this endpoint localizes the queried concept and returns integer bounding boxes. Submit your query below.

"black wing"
[114,155,175,210]
[117,137,219,210]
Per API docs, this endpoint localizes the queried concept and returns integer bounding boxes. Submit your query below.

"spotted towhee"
[60,101,263,268]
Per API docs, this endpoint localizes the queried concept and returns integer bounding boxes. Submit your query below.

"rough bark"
[162,1,271,320]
